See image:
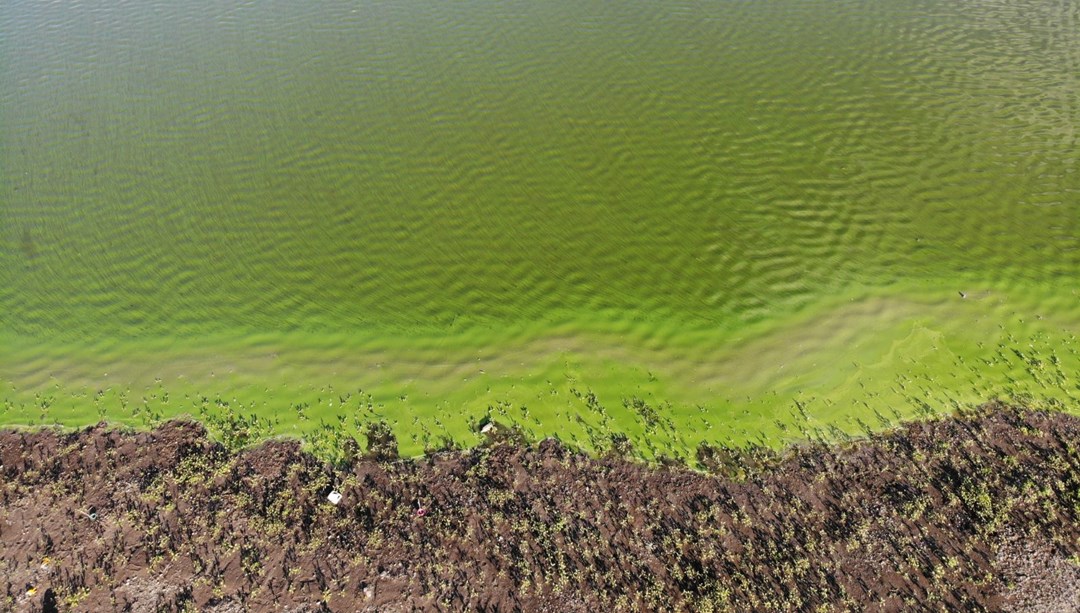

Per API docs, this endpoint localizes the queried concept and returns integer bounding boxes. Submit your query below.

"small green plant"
[363,420,398,461]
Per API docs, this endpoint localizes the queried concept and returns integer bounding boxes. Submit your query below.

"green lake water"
[2,0,1079,457]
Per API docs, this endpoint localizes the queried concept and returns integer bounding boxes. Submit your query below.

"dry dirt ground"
[1,402,1078,611]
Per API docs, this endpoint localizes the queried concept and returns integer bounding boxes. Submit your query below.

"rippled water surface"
[2,0,1079,454]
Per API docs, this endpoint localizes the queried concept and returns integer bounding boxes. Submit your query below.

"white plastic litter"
[327,490,342,505]
[480,423,495,434]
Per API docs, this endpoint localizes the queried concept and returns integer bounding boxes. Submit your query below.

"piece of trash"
[327,491,342,505]
[415,507,427,517]
[480,423,495,434]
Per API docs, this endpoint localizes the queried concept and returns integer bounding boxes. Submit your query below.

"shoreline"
[2,401,1078,610]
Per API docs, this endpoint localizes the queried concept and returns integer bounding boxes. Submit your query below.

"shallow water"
[2,0,1079,455]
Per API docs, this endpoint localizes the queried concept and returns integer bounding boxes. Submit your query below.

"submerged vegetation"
[4,328,1080,464]
[2,401,1077,610]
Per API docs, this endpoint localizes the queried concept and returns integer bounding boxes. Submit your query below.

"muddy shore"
[1,402,1078,611]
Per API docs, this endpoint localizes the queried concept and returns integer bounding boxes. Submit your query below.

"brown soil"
[1,402,1078,612]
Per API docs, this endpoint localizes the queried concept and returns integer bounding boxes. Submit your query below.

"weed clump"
[362,420,398,461]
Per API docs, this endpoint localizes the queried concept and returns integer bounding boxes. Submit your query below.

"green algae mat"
[2,0,1079,457]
